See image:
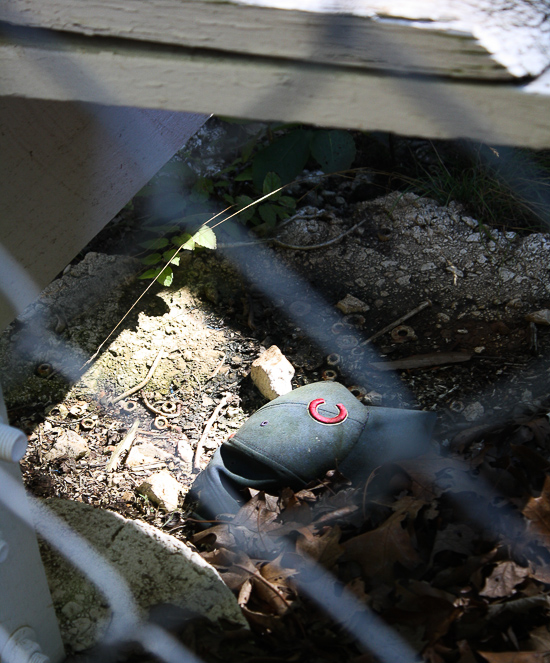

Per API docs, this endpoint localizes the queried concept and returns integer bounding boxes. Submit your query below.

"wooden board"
[0,97,207,330]
[1,27,550,148]
[2,0,550,79]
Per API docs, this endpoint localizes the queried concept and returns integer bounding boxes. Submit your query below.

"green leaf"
[158,161,197,184]
[263,172,282,197]
[218,158,242,174]
[279,195,297,210]
[138,268,162,280]
[192,226,217,250]
[241,138,258,164]
[310,130,356,174]
[157,266,174,286]
[273,204,291,220]
[236,195,255,222]
[162,249,181,265]
[140,252,162,265]
[252,129,312,189]
[258,204,277,226]
[223,193,235,205]
[139,265,174,283]
[172,234,196,250]
[235,167,253,182]
[139,238,169,250]
[190,177,214,203]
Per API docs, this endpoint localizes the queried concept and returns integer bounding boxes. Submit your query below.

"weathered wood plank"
[2,0,550,79]
[0,97,207,330]
[1,27,550,148]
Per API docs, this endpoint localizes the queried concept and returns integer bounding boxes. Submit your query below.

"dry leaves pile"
[179,408,550,663]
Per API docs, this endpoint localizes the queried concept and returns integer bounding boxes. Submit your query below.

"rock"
[35,498,247,651]
[251,345,295,401]
[526,309,550,325]
[44,430,88,461]
[125,443,171,468]
[137,470,183,512]
[336,294,370,314]
[463,402,485,422]
[177,436,194,464]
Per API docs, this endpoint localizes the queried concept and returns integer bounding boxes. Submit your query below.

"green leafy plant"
[134,122,358,282]
[137,225,217,287]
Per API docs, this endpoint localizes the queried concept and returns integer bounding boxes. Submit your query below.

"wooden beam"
[2,0,549,79]
[1,27,550,148]
[0,97,207,329]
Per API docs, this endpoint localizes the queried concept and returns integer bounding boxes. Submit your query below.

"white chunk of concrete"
[336,294,370,314]
[44,431,88,462]
[137,470,182,512]
[36,498,247,652]
[250,345,294,401]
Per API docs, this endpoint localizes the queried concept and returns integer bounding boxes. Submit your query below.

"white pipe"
[0,424,28,463]
[1,627,50,663]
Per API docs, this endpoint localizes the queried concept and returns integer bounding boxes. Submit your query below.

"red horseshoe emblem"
[308,398,347,424]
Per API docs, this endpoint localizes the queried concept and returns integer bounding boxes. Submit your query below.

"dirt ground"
[3,119,550,662]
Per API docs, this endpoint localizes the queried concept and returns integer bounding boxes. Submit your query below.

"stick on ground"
[106,419,140,472]
[111,348,164,404]
[193,392,231,473]
[361,300,431,346]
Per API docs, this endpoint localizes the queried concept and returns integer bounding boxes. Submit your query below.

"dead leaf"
[457,640,479,663]
[529,625,550,652]
[238,577,253,607]
[342,503,422,584]
[523,476,550,549]
[296,525,343,570]
[524,417,550,447]
[396,453,487,501]
[431,523,476,562]
[480,561,529,598]
[478,652,550,663]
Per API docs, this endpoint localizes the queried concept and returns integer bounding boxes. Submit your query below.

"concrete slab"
[35,498,247,652]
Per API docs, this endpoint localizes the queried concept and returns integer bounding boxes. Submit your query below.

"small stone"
[498,268,515,282]
[137,470,183,512]
[251,345,295,401]
[463,402,484,422]
[44,430,88,461]
[126,443,170,468]
[336,294,370,314]
[420,262,436,271]
[462,216,479,229]
[177,436,194,464]
[525,309,550,325]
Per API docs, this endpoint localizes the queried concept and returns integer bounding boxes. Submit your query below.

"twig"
[271,217,370,251]
[193,392,231,473]
[368,351,472,371]
[233,564,293,609]
[360,300,431,345]
[208,354,226,381]
[111,348,164,404]
[106,419,139,472]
